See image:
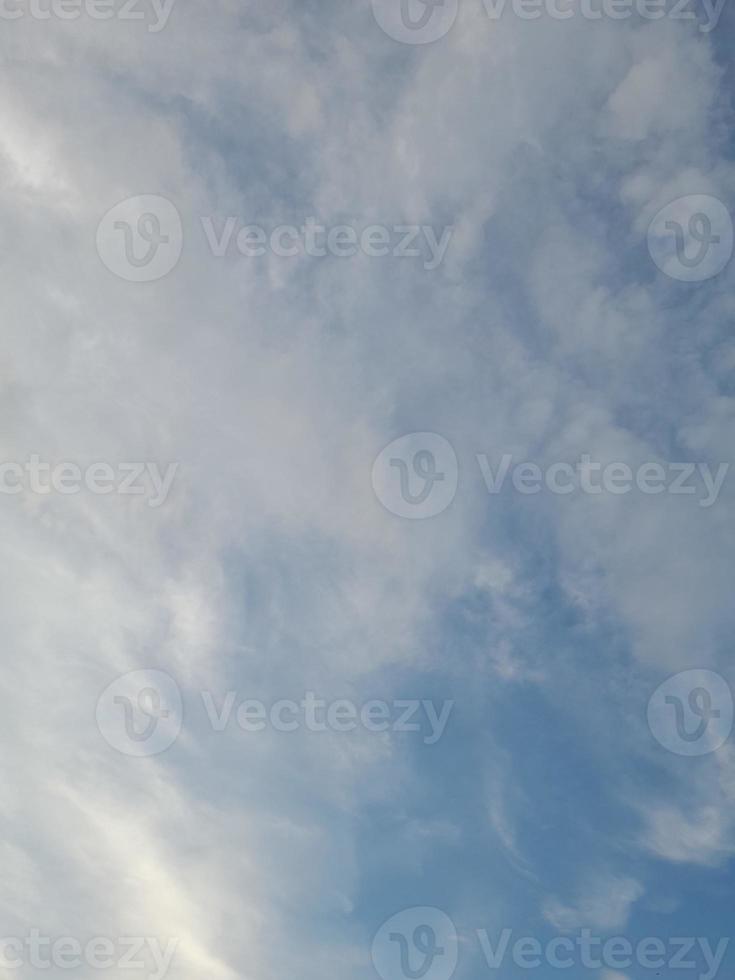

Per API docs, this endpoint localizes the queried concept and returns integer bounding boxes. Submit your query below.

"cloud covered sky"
[1,0,735,978]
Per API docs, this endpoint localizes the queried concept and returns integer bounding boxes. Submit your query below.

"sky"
[1,1,735,979]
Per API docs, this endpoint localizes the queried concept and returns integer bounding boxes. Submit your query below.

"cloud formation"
[1,1,734,978]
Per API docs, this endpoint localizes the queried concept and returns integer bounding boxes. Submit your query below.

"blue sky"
[1,1,734,979]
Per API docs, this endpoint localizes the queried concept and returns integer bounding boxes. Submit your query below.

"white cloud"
[543,876,644,931]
